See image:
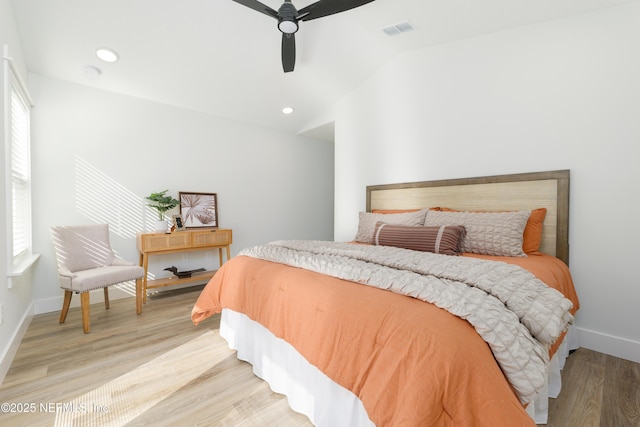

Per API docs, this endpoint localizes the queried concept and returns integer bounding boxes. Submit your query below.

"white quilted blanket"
[239,240,574,404]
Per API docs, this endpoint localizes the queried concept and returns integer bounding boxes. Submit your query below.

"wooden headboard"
[366,170,570,265]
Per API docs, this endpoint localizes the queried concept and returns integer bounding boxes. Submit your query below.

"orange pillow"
[430,207,547,254]
[523,208,547,254]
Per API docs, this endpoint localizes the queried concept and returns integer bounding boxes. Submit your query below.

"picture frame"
[179,192,218,228]
[172,214,185,231]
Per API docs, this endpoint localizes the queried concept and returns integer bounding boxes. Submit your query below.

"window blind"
[10,86,31,258]
[4,44,35,284]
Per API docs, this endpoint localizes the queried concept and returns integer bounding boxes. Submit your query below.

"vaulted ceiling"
[11,0,637,139]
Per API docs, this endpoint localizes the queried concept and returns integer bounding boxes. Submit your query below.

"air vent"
[382,21,415,36]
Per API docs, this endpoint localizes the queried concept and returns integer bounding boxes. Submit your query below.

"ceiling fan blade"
[232,0,278,19]
[281,33,296,73]
[298,0,375,21]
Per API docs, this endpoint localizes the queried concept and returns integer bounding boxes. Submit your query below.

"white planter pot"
[155,220,168,232]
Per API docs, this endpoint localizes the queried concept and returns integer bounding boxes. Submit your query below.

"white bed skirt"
[220,309,578,426]
[220,309,374,426]
[526,325,579,424]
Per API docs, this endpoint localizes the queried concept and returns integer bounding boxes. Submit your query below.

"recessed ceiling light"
[282,106,294,115]
[96,48,119,63]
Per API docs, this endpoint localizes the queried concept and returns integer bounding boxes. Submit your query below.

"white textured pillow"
[355,209,428,243]
[424,210,531,257]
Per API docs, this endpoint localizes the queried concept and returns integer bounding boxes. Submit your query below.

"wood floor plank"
[1,287,638,426]
[601,355,640,427]
[544,348,605,427]
[0,287,311,427]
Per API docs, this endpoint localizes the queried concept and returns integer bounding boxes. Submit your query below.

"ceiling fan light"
[278,20,298,34]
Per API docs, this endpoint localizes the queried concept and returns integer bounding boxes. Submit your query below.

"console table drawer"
[192,229,232,247]
[137,232,191,252]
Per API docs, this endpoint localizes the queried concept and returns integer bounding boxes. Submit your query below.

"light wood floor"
[1,287,638,427]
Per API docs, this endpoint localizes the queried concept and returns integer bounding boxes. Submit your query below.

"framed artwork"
[172,214,185,231]
[179,192,218,228]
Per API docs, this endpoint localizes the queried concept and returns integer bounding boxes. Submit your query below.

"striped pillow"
[373,222,466,256]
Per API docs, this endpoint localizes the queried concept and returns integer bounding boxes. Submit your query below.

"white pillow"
[424,210,530,257]
[354,209,428,243]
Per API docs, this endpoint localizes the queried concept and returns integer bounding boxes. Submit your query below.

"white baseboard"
[576,327,640,363]
[33,286,134,315]
[33,282,200,315]
[0,303,34,385]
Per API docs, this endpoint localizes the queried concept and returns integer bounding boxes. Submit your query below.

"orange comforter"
[192,252,578,426]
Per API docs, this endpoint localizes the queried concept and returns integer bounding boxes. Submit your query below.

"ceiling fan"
[232,0,376,72]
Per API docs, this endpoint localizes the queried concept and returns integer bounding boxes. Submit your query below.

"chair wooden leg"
[136,278,143,315]
[104,287,110,310]
[80,292,91,334]
[59,290,73,324]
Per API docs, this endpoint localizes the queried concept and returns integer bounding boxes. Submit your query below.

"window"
[4,45,37,287]
[10,85,31,261]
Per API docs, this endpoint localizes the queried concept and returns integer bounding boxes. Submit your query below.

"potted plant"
[146,190,180,232]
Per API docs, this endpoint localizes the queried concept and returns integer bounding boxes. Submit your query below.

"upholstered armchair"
[51,224,144,333]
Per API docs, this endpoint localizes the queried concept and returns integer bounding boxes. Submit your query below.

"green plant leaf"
[146,190,180,220]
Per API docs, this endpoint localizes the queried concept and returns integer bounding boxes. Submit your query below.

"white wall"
[332,3,640,362]
[0,0,36,382]
[27,73,334,314]
[0,63,333,377]
[0,0,334,379]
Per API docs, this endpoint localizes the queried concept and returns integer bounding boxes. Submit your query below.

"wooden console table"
[136,228,232,314]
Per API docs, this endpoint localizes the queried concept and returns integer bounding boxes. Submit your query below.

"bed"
[191,170,580,426]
